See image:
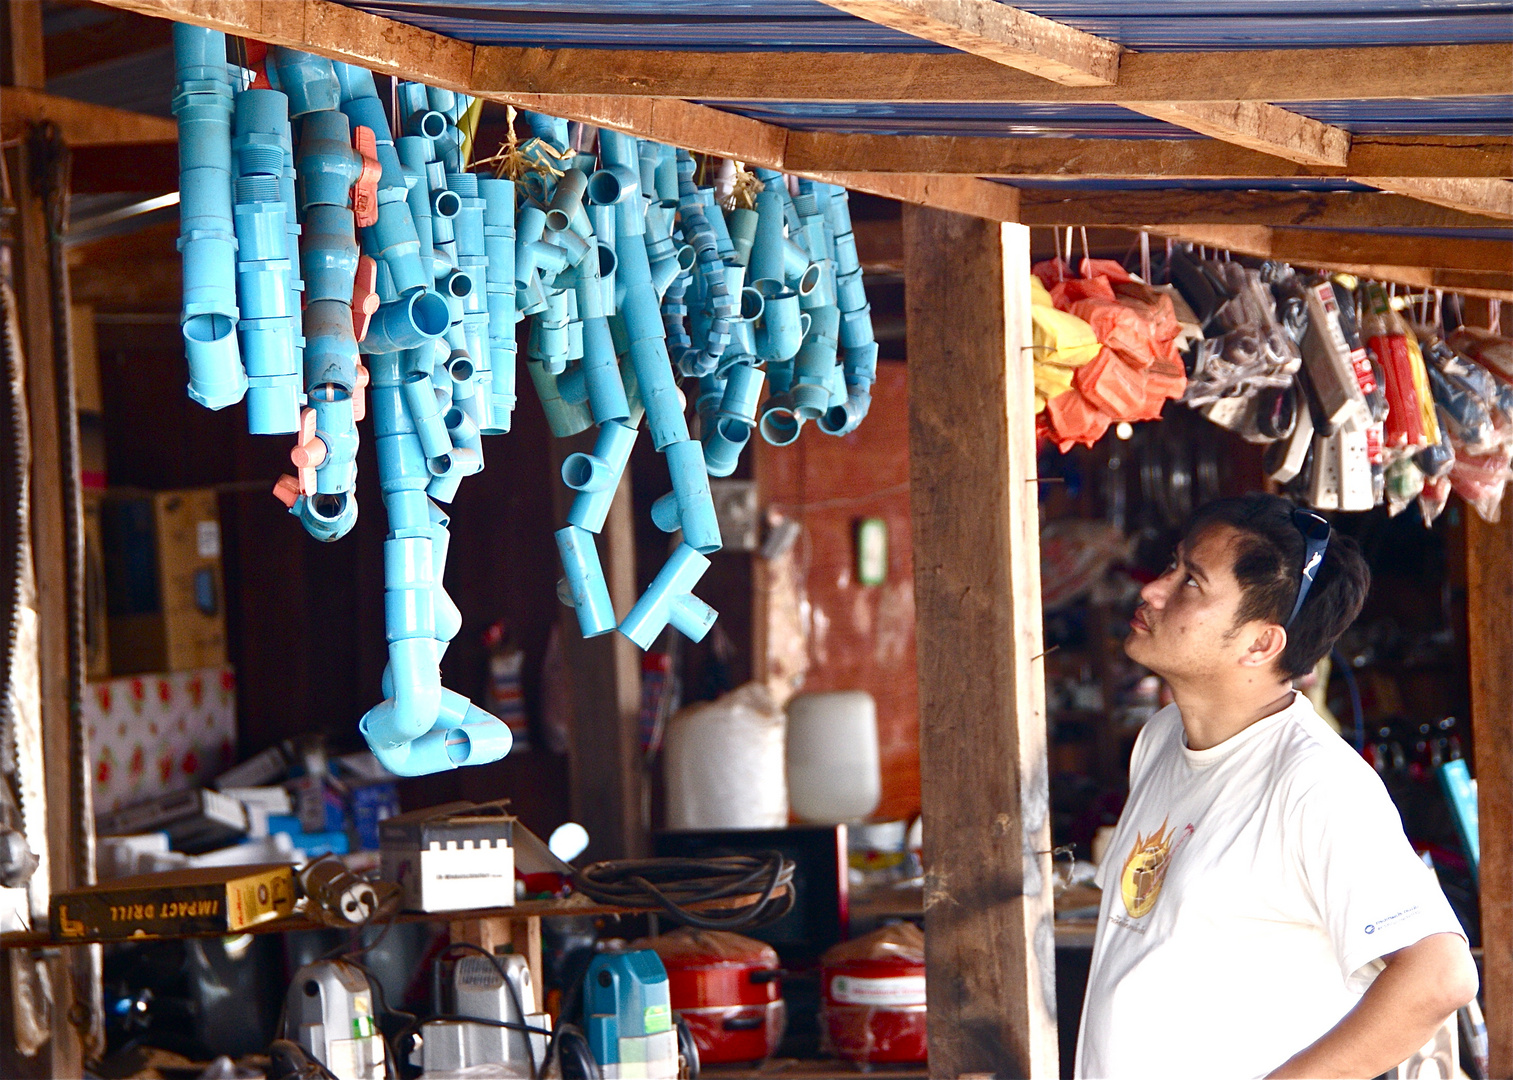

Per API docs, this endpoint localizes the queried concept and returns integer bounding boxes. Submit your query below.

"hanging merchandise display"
[1033,255,1188,451]
[168,30,877,777]
[1055,236,1513,524]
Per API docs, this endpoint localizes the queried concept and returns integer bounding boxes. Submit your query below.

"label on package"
[829,974,926,1007]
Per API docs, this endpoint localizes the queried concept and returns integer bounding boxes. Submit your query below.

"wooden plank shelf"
[0,887,788,950]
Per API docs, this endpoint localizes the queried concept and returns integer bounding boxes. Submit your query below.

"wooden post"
[550,433,645,861]
[903,207,1057,1078]
[1467,503,1511,1077]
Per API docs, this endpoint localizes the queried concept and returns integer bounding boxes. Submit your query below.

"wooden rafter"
[815,0,1121,86]
[1,86,179,145]
[1125,101,1350,169]
[1018,189,1507,230]
[1357,178,1513,222]
[778,132,1512,184]
[469,42,1509,105]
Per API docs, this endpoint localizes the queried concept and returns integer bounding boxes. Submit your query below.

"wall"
[756,361,919,823]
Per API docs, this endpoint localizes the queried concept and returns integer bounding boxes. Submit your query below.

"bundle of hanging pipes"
[170,26,879,778]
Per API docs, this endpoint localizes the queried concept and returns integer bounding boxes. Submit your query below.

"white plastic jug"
[664,683,789,829]
[786,690,880,824]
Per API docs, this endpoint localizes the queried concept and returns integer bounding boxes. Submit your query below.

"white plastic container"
[786,691,881,824]
[664,683,789,829]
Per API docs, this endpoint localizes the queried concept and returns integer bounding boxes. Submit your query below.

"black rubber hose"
[0,250,28,784]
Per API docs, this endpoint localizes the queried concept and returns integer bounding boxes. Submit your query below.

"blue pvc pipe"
[556,525,617,637]
[174,24,245,411]
[663,439,721,554]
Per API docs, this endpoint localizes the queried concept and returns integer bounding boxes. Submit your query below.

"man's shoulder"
[1267,702,1388,806]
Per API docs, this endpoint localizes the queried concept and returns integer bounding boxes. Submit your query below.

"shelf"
[0,887,788,949]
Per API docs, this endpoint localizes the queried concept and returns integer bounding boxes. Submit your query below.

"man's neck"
[1168,676,1296,752]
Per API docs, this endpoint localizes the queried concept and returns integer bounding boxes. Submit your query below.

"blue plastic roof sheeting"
[708,98,1513,140]
[709,101,1197,140]
[342,0,1513,51]
[1289,96,1513,136]
[345,0,952,50]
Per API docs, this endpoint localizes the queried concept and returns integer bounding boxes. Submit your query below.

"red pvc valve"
[352,362,371,423]
[352,126,382,228]
[352,254,380,344]
[272,474,302,509]
[289,407,327,494]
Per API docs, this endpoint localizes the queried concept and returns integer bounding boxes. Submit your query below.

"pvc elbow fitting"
[556,525,617,638]
[791,305,842,420]
[619,543,717,649]
[759,394,805,447]
[564,420,638,533]
[361,288,450,354]
[727,208,758,268]
[364,199,429,297]
[818,387,872,437]
[269,48,341,117]
[525,360,594,438]
[702,417,751,478]
[290,489,358,542]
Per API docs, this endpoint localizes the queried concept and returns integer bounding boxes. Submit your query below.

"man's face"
[1124,524,1261,684]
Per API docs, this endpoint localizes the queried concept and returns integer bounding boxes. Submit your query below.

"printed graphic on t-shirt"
[1119,819,1193,918]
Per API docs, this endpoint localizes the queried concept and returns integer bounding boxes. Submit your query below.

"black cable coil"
[572,852,796,931]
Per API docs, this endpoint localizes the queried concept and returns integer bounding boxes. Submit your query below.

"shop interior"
[2,2,1511,1078]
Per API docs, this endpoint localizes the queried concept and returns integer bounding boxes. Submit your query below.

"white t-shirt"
[1075,692,1466,1080]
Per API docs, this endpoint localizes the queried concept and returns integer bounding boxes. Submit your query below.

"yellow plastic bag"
[1030,278,1101,369]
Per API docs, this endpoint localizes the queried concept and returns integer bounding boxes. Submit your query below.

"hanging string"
[724,161,762,211]
[1139,231,1151,284]
[1079,225,1090,271]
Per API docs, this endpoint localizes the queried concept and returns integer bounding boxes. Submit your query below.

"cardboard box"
[50,863,295,942]
[96,786,248,854]
[86,665,236,816]
[380,802,515,912]
[102,488,226,675]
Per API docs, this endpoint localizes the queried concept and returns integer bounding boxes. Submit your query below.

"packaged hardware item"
[379,801,515,912]
[50,862,295,941]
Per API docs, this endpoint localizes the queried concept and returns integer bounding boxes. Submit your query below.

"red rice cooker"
[638,929,785,1064]
[821,938,927,1063]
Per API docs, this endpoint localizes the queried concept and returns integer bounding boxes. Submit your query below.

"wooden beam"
[905,209,1056,1078]
[1019,188,1507,230]
[1,0,43,88]
[467,42,1513,104]
[1,89,178,146]
[549,434,644,863]
[1269,229,1513,274]
[1467,494,1513,1079]
[780,131,1511,181]
[1125,101,1351,169]
[1356,178,1513,222]
[815,0,1120,87]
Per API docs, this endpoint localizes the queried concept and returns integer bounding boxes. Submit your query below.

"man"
[1075,494,1478,1079]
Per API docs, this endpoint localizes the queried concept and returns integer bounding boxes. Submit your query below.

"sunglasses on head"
[1286,507,1331,629]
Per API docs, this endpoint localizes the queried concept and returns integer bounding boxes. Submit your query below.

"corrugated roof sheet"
[708,98,1513,140]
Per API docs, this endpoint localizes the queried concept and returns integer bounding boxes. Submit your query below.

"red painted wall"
[757,362,919,823]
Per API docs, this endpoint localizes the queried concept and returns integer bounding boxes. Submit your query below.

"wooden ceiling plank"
[1356,178,1513,222]
[780,131,1511,181]
[1269,228,1513,274]
[1,87,179,146]
[1018,189,1505,230]
[473,42,1505,104]
[814,0,1120,87]
[1125,102,1351,168]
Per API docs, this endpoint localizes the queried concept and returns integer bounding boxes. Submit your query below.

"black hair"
[1181,494,1370,680]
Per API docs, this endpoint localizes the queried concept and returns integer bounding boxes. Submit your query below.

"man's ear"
[1239,624,1288,668]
